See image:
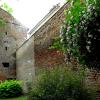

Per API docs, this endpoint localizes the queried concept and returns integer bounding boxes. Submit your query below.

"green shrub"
[0,80,23,98]
[31,67,92,100]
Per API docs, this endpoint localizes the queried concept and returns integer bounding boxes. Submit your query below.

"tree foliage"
[51,0,100,69]
[78,0,100,68]
[64,0,100,69]
[0,2,13,27]
[1,3,13,14]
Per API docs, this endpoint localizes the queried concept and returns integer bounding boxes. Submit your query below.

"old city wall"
[33,3,68,51]
[16,3,69,92]
[0,8,28,47]
[16,3,100,98]
[0,8,28,80]
[0,2,97,98]
[31,3,69,68]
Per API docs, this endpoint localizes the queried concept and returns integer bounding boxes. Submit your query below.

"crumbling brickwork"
[0,8,28,80]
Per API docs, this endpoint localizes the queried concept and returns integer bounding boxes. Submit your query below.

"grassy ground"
[0,96,27,100]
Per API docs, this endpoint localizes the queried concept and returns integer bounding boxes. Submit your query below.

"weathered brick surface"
[0,72,7,80]
[32,3,69,68]
[35,49,65,68]
[0,8,28,80]
[0,8,28,47]
[86,69,100,100]
[34,3,69,52]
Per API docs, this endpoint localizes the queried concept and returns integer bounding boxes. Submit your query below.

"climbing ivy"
[52,0,100,69]
[64,0,100,68]
[51,0,87,63]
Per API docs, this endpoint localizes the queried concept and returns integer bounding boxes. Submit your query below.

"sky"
[2,0,66,30]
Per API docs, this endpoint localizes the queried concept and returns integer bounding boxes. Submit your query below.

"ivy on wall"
[51,0,100,69]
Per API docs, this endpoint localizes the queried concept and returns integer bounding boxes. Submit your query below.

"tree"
[51,0,100,69]
[1,3,13,14]
[0,2,13,27]
[51,0,87,64]
[78,0,100,68]
[64,0,100,69]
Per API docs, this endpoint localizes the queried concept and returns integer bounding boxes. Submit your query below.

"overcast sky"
[2,0,65,30]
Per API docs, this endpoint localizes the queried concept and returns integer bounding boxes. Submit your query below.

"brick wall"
[86,69,100,100]
[31,3,69,68]
[34,3,69,52]
[0,8,28,47]
[0,8,28,80]
[35,49,65,68]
